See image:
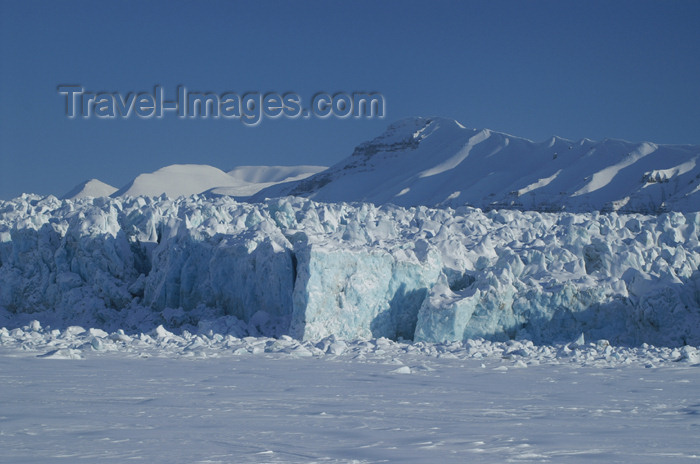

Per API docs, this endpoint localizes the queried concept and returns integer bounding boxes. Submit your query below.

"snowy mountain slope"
[104,164,326,198]
[207,165,327,197]
[2,194,699,346]
[111,164,245,197]
[99,164,327,198]
[253,117,700,213]
[61,178,117,199]
[227,165,327,183]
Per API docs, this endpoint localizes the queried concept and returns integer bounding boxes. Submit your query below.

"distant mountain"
[227,165,327,184]
[63,164,327,199]
[253,117,700,213]
[208,165,327,197]
[111,164,244,198]
[61,179,117,199]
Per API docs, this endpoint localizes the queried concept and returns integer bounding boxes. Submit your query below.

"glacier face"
[1,194,699,346]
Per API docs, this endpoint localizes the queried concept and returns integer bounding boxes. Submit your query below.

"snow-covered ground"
[1,322,699,463]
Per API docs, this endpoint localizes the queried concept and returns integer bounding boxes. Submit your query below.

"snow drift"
[1,194,699,346]
[254,117,700,213]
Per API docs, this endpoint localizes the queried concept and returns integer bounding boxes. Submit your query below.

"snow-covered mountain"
[64,164,327,199]
[207,165,327,197]
[60,119,700,212]
[227,165,328,184]
[111,164,248,198]
[61,179,117,199]
[254,117,700,213]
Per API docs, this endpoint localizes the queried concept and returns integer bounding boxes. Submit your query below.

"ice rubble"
[3,320,700,369]
[1,193,699,347]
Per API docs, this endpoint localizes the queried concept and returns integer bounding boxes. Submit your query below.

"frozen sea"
[1,326,699,463]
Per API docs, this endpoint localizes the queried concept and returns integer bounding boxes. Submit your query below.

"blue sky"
[1,0,699,199]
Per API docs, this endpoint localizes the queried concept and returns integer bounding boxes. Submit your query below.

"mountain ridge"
[62,165,327,200]
[60,117,700,213]
[252,117,700,213]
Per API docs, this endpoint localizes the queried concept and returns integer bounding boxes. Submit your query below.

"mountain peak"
[62,165,328,200]
[351,117,473,159]
[61,178,117,200]
[253,117,700,213]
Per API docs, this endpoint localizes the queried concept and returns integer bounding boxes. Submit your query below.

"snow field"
[1,327,699,463]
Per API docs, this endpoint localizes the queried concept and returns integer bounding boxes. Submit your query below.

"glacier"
[1,193,699,346]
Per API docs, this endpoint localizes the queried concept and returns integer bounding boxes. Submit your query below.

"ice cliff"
[1,194,699,346]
